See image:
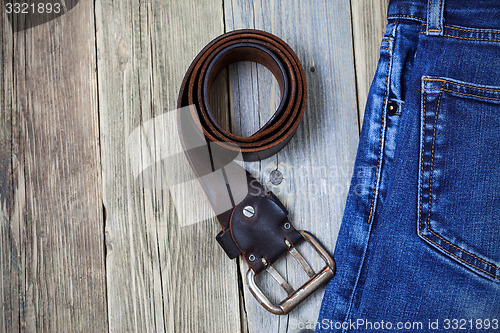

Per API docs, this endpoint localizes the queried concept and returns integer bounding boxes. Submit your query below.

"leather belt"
[177,29,335,315]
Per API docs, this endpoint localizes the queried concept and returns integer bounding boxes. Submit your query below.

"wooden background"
[0,0,388,332]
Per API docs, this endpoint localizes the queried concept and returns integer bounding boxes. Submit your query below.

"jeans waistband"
[388,0,500,30]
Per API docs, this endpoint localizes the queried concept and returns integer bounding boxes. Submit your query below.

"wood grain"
[95,0,242,332]
[351,0,390,126]
[0,0,107,331]
[0,8,18,332]
[223,1,360,331]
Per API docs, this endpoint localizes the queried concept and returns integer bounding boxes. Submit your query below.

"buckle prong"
[265,264,295,295]
[246,230,335,315]
[285,239,316,278]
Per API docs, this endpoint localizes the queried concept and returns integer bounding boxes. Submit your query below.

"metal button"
[387,101,399,116]
[243,205,255,218]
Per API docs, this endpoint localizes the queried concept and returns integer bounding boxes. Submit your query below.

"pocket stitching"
[418,31,500,42]
[424,77,500,92]
[429,89,500,102]
[419,78,500,280]
[447,25,500,34]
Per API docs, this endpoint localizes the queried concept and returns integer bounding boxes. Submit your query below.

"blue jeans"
[317,0,500,332]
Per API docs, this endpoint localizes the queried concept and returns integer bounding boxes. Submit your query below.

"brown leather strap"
[177,29,307,274]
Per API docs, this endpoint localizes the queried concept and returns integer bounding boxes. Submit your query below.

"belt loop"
[426,0,445,36]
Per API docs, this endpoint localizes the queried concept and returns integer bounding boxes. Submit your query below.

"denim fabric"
[316,0,500,332]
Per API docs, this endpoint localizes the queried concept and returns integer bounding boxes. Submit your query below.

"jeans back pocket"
[418,76,500,281]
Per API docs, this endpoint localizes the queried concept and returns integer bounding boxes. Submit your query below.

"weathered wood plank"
[0,9,19,333]
[224,1,360,331]
[95,0,242,332]
[351,0,390,126]
[0,0,107,332]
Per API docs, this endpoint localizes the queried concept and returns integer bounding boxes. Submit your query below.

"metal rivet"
[387,101,399,116]
[270,169,283,185]
[310,66,316,72]
[243,205,255,218]
[248,254,256,262]
[261,258,268,266]
[284,222,291,230]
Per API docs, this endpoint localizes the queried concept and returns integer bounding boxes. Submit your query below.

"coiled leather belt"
[177,29,335,315]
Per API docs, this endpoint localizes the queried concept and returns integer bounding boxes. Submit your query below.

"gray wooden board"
[351,0,390,126]
[95,0,242,332]
[0,0,107,331]
[0,9,18,332]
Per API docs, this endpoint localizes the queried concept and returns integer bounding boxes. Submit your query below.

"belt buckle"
[246,230,336,315]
